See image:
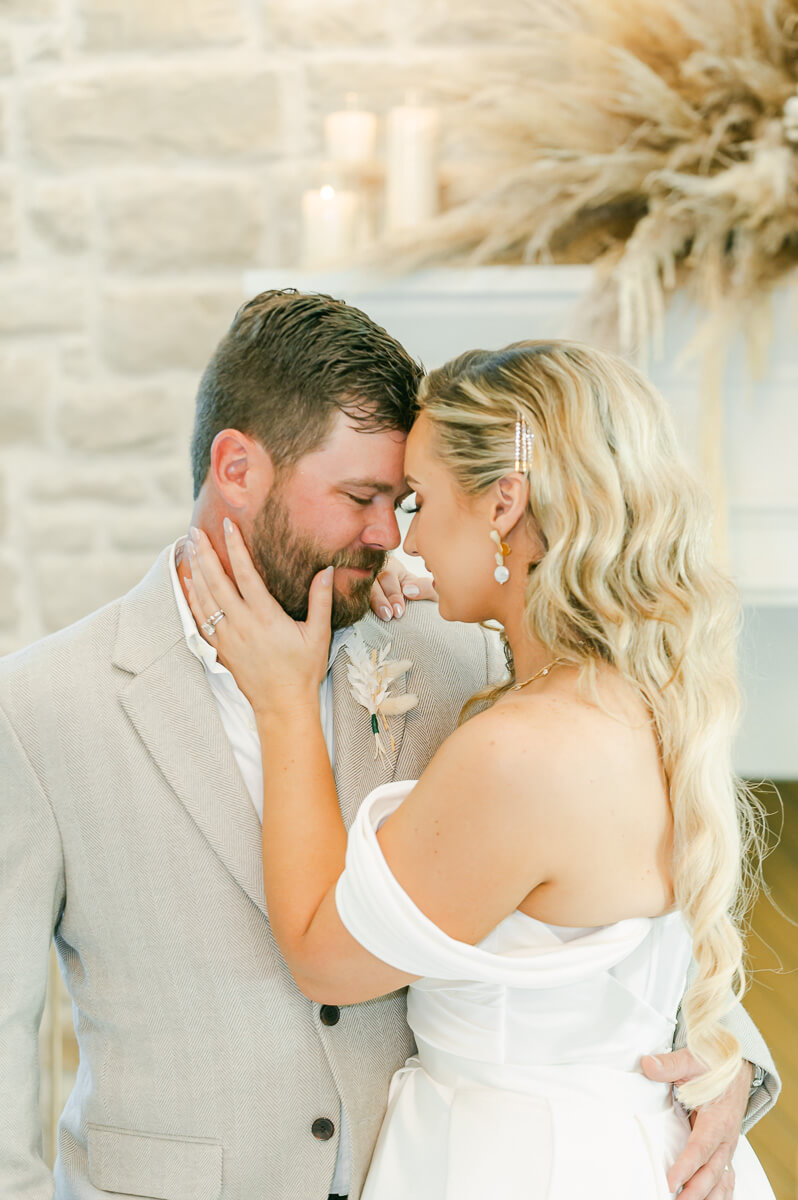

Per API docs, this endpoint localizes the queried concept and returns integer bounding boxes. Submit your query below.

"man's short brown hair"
[190,289,424,498]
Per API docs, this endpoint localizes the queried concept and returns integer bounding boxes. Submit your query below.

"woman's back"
[497,663,675,928]
[341,778,690,1063]
[374,661,674,952]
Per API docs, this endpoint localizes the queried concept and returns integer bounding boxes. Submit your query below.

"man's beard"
[250,490,387,631]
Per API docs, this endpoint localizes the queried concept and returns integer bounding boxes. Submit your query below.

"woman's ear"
[490,474,529,538]
[210,429,275,512]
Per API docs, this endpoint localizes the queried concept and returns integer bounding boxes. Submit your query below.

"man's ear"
[210,429,275,512]
[489,474,529,538]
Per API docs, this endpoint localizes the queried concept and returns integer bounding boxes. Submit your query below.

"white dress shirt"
[169,538,354,1193]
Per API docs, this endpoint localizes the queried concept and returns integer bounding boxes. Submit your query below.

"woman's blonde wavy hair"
[417,339,764,1108]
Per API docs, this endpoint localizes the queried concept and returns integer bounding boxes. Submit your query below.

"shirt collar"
[169,537,353,679]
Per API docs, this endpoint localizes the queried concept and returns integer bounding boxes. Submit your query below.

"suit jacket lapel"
[332,616,409,830]
[114,550,268,918]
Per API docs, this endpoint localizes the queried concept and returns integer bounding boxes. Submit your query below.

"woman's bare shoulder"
[500,666,653,744]
[414,664,657,813]
[450,670,657,811]
[396,667,671,929]
[412,691,584,828]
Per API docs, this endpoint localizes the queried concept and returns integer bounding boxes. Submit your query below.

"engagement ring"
[201,610,226,636]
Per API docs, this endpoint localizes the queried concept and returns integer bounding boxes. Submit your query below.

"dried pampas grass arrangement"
[376,0,798,559]
[385,0,798,366]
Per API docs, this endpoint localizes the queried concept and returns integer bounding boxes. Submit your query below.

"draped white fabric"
[336,780,775,1200]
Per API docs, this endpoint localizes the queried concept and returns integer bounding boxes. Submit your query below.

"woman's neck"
[496,599,557,685]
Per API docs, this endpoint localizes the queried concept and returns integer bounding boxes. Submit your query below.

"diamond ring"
[200,609,226,637]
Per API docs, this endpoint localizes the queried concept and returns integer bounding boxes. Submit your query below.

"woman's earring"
[490,530,511,584]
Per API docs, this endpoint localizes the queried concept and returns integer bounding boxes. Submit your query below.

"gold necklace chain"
[509,656,566,692]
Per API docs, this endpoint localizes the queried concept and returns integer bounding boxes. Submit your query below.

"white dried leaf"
[381,693,419,716]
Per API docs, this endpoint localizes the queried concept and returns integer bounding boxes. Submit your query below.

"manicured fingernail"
[402,584,420,597]
[223,517,233,535]
[189,525,199,543]
[393,604,404,618]
[187,540,196,558]
[321,566,334,586]
[379,606,392,621]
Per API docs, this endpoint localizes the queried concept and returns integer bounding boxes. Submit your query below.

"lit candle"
[324,93,378,164]
[300,184,360,268]
[385,96,440,232]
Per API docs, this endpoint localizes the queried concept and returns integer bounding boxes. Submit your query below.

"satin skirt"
[361,1044,775,1200]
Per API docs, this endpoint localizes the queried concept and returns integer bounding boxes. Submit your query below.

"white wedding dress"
[335,780,775,1200]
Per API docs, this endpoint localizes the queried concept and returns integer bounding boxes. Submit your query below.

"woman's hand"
[185,520,334,716]
[369,557,438,622]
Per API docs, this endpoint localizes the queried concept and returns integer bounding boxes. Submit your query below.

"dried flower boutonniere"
[345,630,418,758]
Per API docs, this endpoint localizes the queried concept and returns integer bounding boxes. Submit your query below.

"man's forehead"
[314,413,406,462]
[338,476,403,494]
[330,410,408,445]
[291,414,407,492]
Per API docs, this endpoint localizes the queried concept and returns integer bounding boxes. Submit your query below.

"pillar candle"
[300,184,360,268]
[385,99,440,232]
[324,95,378,164]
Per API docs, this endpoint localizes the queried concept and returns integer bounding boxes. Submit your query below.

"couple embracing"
[1,288,778,1199]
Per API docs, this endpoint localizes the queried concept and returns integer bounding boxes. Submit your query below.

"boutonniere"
[345,630,418,758]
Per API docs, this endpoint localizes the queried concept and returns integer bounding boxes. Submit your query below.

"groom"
[0,289,778,1200]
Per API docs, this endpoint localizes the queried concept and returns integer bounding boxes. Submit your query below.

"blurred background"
[0,0,795,1192]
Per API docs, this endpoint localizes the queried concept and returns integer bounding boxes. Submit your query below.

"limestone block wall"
[0,0,502,657]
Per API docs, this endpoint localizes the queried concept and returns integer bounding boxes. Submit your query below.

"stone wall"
[0,0,503,656]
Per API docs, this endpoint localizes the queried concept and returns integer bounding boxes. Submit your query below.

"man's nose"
[362,507,401,552]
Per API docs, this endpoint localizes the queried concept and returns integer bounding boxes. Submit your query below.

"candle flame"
[320,184,335,199]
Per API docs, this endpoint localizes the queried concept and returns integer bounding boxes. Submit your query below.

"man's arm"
[0,700,66,1198]
[640,969,779,1199]
[672,964,780,1131]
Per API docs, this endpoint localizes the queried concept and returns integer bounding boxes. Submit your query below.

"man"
[0,290,778,1200]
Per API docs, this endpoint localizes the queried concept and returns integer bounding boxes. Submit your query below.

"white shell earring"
[490,530,511,584]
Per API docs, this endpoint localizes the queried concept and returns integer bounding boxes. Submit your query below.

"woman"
[185,340,774,1198]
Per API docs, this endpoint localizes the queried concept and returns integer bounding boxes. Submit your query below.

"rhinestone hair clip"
[514,416,534,474]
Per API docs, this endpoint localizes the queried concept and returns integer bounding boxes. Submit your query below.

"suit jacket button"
[312,1117,335,1141]
[320,1005,341,1026]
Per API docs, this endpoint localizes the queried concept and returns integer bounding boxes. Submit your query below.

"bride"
[185,339,775,1198]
